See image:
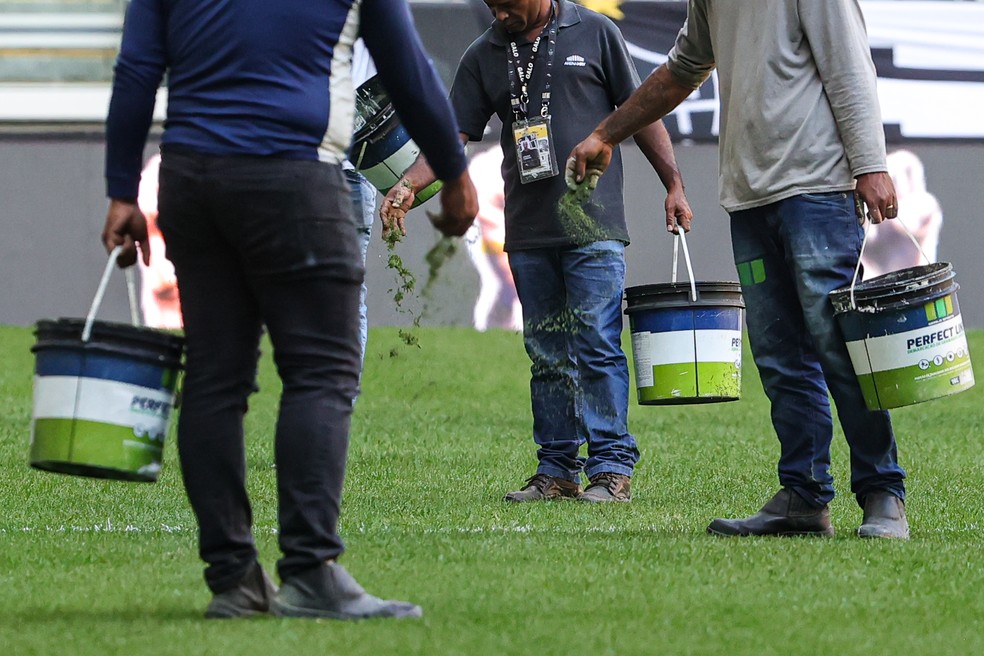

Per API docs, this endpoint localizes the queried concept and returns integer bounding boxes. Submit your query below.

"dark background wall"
[2,137,981,329]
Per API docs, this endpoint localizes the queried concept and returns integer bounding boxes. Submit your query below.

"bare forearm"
[633,119,684,193]
[401,133,469,191]
[598,65,694,146]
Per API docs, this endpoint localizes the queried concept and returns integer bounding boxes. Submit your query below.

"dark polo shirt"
[450,0,640,252]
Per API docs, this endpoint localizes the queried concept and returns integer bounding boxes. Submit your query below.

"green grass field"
[1,324,982,655]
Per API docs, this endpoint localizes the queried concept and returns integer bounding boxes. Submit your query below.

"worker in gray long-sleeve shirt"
[568,0,909,539]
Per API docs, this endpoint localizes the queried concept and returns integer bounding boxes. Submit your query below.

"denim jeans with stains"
[508,240,639,483]
[730,191,906,508]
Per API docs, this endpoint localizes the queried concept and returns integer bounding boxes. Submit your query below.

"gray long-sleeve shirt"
[667,0,887,212]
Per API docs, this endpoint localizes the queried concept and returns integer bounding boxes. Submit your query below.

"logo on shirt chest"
[564,54,587,67]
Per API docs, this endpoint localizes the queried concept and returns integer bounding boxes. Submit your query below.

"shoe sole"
[857,528,910,540]
[502,494,581,502]
[270,599,423,620]
[706,525,835,538]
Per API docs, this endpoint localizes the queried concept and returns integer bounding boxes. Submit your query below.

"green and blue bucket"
[625,232,744,405]
[351,74,442,206]
[831,261,974,410]
[29,248,185,482]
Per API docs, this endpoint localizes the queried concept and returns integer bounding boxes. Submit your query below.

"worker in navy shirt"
[101,0,477,620]
[381,0,692,503]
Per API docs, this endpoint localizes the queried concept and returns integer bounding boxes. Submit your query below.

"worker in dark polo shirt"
[382,0,692,503]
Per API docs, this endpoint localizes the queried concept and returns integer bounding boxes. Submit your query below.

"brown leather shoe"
[707,488,835,537]
[580,472,631,503]
[503,473,582,502]
[857,491,909,539]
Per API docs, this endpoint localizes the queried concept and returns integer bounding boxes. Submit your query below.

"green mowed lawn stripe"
[1,325,983,655]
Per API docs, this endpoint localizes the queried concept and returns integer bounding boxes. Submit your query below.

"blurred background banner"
[1,1,983,329]
[611,0,984,142]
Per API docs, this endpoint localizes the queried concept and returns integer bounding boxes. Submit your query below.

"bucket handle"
[670,229,698,302]
[82,246,142,342]
[847,211,934,311]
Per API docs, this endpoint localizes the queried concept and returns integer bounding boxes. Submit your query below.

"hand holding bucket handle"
[82,246,142,342]
[670,229,698,303]
[848,214,933,311]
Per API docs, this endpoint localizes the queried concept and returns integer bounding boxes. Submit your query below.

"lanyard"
[506,3,558,122]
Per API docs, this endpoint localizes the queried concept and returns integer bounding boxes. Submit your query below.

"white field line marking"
[1,522,979,535]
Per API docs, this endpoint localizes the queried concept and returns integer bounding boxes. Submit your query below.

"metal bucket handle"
[82,246,141,342]
[848,207,933,311]
[670,229,698,302]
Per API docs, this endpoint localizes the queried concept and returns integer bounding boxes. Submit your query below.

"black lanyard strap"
[506,3,558,122]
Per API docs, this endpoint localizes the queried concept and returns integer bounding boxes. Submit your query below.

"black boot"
[857,491,909,539]
[707,488,834,537]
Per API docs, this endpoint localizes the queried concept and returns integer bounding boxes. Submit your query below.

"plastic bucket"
[351,74,442,207]
[830,262,974,410]
[624,232,744,405]
[626,282,744,405]
[30,319,184,482]
[28,247,185,482]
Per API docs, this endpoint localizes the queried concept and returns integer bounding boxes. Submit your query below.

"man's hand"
[566,131,614,190]
[102,199,149,267]
[855,172,899,225]
[380,178,416,241]
[429,169,478,237]
[665,185,693,234]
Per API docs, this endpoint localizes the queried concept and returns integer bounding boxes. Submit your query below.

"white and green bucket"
[29,248,185,482]
[625,231,744,405]
[351,74,442,206]
[831,261,974,410]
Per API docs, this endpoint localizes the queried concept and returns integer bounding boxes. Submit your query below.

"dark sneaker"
[858,491,909,539]
[204,561,277,619]
[580,472,631,503]
[707,488,835,537]
[271,561,422,620]
[503,473,582,502]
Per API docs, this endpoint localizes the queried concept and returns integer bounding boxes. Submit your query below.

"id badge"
[512,116,559,184]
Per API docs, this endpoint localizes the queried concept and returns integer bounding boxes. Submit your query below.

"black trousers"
[157,147,363,592]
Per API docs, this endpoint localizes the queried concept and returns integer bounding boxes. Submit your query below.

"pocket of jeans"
[799,191,849,202]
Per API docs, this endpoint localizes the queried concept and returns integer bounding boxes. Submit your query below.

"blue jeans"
[344,168,376,368]
[508,241,639,482]
[730,192,906,508]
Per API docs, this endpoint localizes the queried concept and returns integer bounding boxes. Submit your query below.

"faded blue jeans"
[344,167,376,369]
[508,240,639,483]
[730,191,906,508]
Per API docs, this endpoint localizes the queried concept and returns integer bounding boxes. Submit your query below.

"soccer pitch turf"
[1,324,982,655]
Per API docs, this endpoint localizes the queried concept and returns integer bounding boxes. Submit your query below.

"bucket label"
[631,329,742,402]
[31,375,175,476]
[843,311,975,409]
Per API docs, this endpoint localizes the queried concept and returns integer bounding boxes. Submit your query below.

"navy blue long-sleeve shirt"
[105,0,467,200]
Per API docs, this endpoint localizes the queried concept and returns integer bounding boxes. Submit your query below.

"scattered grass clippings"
[557,180,608,245]
[384,230,421,354]
[422,236,457,298]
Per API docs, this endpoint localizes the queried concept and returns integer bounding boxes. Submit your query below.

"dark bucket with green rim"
[830,262,975,410]
[625,280,745,405]
[351,74,442,206]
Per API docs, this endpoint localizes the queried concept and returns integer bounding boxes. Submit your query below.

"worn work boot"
[707,488,835,537]
[580,472,631,503]
[204,561,277,619]
[271,561,422,620]
[503,473,582,502]
[858,491,909,539]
